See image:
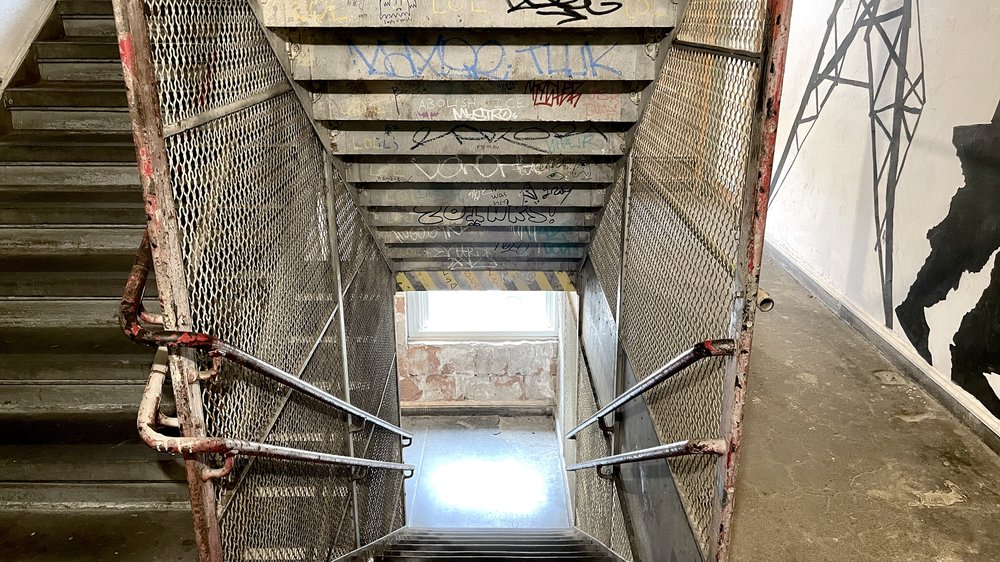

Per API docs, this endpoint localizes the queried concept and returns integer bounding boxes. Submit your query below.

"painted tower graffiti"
[896,101,1000,416]
[771,0,926,328]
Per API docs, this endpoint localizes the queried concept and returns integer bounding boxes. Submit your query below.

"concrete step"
[0,132,136,162]
[377,227,592,246]
[368,207,597,228]
[0,298,145,354]
[0,227,142,264]
[0,353,152,383]
[0,444,184,483]
[9,107,131,131]
[0,510,197,560]
[392,259,580,272]
[0,409,145,444]
[311,82,641,123]
[262,0,677,28]
[0,270,150,298]
[0,382,145,414]
[343,157,615,184]
[35,38,120,61]
[0,482,189,509]
[290,31,658,82]
[57,0,115,16]
[357,185,606,207]
[0,165,138,187]
[385,244,586,261]
[61,15,117,38]
[0,199,145,225]
[38,60,122,81]
[326,122,627,156]
[3,81,127,108]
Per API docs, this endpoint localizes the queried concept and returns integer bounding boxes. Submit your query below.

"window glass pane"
[423,291,552,333]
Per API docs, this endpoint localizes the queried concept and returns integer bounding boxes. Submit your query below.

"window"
[406,291,558,340]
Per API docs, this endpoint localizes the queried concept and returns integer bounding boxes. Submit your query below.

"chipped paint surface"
[398,340,558,403]
[393,294,557,404]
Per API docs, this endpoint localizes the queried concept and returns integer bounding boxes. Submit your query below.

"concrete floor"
[730,256,1000,561]
[401,415,571,529]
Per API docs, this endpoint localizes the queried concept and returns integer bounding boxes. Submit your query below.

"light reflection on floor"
[402,415,570,528]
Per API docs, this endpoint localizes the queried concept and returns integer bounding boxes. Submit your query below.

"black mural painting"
[897,102,1000,417]
[771,0,926,328]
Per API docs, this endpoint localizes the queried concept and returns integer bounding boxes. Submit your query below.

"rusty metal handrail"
[565,339,736,440]
[140,353,414,481]
[566,439,727,477]
[122,230,413,440]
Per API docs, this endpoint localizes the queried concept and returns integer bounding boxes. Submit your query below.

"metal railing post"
[324,151,363,550]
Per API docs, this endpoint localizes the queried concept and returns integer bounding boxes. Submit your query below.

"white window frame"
[405,291,559,341]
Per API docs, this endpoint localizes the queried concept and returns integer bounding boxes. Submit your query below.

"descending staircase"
[372,528,619,562]
[260,1,677,273]
[0,0,188,516]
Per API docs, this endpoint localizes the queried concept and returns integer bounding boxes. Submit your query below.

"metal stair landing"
[373,528,620,562]
[259,2,678,274]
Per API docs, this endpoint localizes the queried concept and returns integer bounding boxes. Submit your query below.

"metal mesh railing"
[676,0,768,53]
[620,47,759,550]
[589,168,625,318]
[573,352,614,545]
[573,349,633,561]
[144,0,286,125]
[579,0,787,559]
[114,0,405,558]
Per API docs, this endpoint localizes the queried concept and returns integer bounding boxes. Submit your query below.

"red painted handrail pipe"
[121,230,413,440]
[138,355,414,481]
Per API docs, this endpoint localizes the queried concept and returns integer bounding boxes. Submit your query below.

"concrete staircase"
[260,1,677,273]
[0,0,188,517]
[373,528,618,562]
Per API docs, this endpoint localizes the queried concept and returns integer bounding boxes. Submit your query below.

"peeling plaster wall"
[394,293,558,404]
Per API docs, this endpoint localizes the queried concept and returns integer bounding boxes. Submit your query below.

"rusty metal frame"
[571,1,794,560]
[713,1,794,560]
[138,353,414,477]
[120,231,412,440]
[111,0,224,558]
[566,339,737,440]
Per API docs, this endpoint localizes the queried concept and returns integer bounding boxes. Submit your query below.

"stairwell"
[0,0,793,559]
[0,0,188,525]
[372,528,619,562]
[260,1,677,272]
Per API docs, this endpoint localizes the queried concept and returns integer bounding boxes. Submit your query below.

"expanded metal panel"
[559,293,580,505]
[676,0,768,53]
[122,0,405,558]
[343,246,396,420]
[573,352,613,545]
[334,179,377,289]
[168,91,337,452]
[144,0,285,126]
[617,46,759,552]
[357,364,405,546]
[589,169,625,317]
[610,492,633,562]
[217,332,354,561]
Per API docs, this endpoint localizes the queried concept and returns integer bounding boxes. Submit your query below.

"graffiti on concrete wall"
[897,102,1000,417]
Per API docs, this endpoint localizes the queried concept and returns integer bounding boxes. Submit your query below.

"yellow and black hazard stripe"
[395,270,576,292]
